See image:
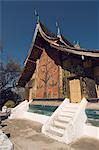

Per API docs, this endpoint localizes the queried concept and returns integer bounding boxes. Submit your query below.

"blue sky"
[1,0,99,66]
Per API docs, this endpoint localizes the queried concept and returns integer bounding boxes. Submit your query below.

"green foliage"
[4,100,15,108]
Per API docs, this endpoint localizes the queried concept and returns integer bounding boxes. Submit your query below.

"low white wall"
[23,112,49,124]
[9,100,50,124]
[84,124,99,139]
[11,100,28,113]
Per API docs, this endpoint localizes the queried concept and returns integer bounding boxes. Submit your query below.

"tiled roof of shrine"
[18,21,99,87]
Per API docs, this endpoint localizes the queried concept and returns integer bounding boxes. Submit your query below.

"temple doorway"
[69,79,81,103]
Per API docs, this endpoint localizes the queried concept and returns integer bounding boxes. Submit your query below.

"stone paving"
[1,119,99,150]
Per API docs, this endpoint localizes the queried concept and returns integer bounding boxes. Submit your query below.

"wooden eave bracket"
[27,59,36,64]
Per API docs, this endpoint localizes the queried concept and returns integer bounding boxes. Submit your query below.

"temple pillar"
[80,77,88,99]
[84,77,97,98]
[58,66,63,98]
[94,66,99,98]
[25,87,29,100]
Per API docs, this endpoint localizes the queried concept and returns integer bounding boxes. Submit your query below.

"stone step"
[47,129,63,137]
[64,104,79,108]
[42,98,87,144]
[47,126,64,137]
[61,110,76,114]
[55,116,71,123]
[53,120,68,129]
[60,112,74,118]
[61,108,77,113]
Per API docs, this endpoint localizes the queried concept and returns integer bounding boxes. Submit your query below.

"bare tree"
[0,42,4,91]
[0,59,21,92]
[0,57,23,108]
[0,43,24,108]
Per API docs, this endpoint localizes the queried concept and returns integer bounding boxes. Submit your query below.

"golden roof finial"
[34,9,40,23]
[56,21,61,36]
[74,40,80,49]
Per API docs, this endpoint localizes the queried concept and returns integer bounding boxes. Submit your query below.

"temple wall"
[61,58,99,101]
[25,50,99,102]
[94,66,99,76]
[36,50,59,98]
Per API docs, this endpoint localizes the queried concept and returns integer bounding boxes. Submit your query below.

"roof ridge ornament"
[56,21,61,37]
[34,9,40,23]
[77,40,79,45]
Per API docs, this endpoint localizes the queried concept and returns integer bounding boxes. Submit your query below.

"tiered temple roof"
[18,21,99,87]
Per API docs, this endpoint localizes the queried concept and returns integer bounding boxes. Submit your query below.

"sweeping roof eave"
[50,43,99,58]
[25,21,99,66]
[38,21,99,55]
[18,61,36,87]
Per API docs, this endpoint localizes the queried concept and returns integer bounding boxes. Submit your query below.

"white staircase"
[42,98,87,144]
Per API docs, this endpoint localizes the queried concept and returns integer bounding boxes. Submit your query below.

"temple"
[18,20,99,103]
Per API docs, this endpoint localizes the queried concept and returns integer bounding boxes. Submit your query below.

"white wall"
[84,124,99,139]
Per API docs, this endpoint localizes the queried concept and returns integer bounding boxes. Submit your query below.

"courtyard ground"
[1,119,99,150]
